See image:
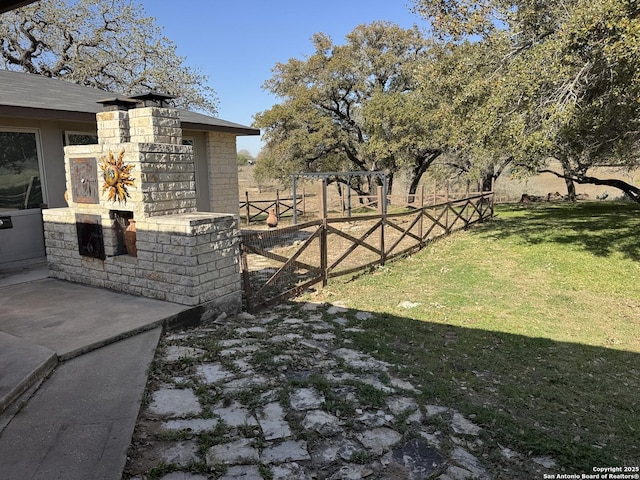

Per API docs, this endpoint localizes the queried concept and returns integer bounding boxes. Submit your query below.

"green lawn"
[306,201,640,473]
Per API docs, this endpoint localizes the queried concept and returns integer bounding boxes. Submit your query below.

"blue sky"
[145,1,428,157]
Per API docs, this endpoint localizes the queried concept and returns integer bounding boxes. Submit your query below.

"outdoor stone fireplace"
[42,97,241,316]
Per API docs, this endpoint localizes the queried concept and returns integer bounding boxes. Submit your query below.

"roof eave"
[0,105,261,136]
[0,0,38,14]
[180,121,260,136]
[0,105,96,123]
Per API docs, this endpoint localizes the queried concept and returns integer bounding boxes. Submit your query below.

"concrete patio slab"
[0,327,162,480]
[0,278,191,360]
[0,332,56,414]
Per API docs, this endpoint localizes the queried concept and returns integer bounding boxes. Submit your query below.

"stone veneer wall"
[42,210,240,309]
[42,106,242,316]
[206,131,240,215]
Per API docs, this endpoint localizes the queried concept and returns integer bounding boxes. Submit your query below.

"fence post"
[275,190,280,218]
[378,185,385,266]
[292,180,297,225]
[418,184,424,244]
[445,181,450,233]
[433,181,437,205]
[319,179,328,286]
[245,191,250,226]
[491,177,496,218]
[302,188,306,219]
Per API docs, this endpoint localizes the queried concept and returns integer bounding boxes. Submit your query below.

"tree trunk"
[481,175,493,192]
[560,158,577,201]
[564,177,577,201]
[408,151,441,199]
[482,157,512,192]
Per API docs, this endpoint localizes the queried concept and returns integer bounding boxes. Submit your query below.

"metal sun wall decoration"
[99,149,135,204]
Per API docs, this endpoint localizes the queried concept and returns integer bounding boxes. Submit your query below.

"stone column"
[128,107,183,145]
[97,110,130,144]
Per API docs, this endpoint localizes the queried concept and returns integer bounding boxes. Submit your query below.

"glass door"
[0,129,46,268]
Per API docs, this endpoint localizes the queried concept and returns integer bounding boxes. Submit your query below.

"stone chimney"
[96,97,137,144]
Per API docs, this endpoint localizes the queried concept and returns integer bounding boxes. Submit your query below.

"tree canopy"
[237,149,254,166]
[255,1,640,201]
[0,0,218,114]
[412,0,640,201]
[254,21,441,195]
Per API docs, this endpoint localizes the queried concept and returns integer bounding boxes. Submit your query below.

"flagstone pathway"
[123,301,554,480]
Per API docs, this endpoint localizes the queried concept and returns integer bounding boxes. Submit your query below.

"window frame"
[64,130,98,146]
[0,127,47,210]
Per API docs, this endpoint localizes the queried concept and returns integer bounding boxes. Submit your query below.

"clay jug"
[266,208,278,228]
[124,219,137,256]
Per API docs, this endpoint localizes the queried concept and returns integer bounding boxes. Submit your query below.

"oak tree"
[413,0,640,201]
[0,0,218,113]
[254,21,440,195]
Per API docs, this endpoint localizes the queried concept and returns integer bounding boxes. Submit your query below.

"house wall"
[0,117,95,267]
[0,116,240,215]
[0,116,95,209]
[189,132,211,212]
[206,131,240,215]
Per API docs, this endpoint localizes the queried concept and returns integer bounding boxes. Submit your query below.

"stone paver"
[289,387,324,411]
[148,387,202,417]
[261,440,311,463]
[123,302,556,479]
[196,363,235,384]
[259,402,292,440]
[206,438,260,465]
[161,418,219,433]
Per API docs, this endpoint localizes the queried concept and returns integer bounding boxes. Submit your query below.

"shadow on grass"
[339,307,640,474]
[485,202,640,261]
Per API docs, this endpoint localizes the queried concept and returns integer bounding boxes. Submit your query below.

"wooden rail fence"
[239,190,306,226]
[240,182,494,312]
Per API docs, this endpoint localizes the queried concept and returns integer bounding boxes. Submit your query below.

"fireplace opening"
[110,210,134,256]
[75,214,105,260]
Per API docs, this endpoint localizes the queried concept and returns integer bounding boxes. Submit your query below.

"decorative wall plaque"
[99,149,135,204]
[70,157,99,204]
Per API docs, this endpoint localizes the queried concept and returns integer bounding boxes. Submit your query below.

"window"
[0,130,44,210]
[64,131,98,146]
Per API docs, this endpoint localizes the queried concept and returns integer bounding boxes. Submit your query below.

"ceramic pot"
[266,208,278,228]
[124,219,137,256]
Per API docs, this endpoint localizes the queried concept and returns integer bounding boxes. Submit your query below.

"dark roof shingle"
[0,69,260,136]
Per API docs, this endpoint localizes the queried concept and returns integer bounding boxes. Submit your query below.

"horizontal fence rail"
[240,185,494,312]
[239,190,306,226]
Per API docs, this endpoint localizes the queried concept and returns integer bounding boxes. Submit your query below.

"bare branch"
[539,169,640,203]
